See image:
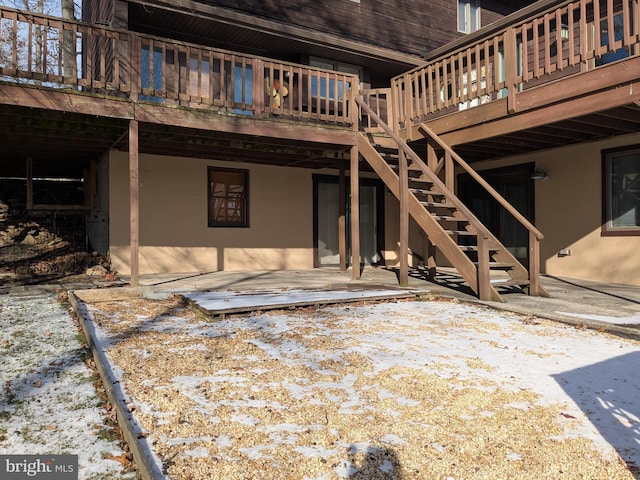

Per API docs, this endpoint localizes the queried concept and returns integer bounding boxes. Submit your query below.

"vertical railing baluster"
[594,0,602,56]
[567,2,576,66]
[607,0,615,52]
[543,13,552,74]
[556,9,564,70]
[580,0,589,61]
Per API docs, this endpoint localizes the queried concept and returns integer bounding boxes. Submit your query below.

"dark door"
[458,164,534,265]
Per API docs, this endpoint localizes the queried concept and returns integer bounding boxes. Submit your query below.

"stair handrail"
[355,95,493,240]
[418,122,544,241]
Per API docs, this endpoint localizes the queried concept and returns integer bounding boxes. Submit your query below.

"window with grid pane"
[208,167,249,227]
[603,147,640,235]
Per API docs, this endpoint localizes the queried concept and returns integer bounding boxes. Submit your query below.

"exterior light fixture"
[530,170,548,181]
[560,24,570,42]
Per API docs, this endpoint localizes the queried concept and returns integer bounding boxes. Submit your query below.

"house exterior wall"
[124,0,534,59]
[108,151,315,275]
[469,133,640,286]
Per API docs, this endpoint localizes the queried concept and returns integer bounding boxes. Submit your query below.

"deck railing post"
[129,33,139,102]
[505,27,519,114]
[403,73,412,137]
[254,58,264,116]
[350,77,359,128]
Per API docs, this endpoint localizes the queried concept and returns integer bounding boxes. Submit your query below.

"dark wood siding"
[124,0,536,57]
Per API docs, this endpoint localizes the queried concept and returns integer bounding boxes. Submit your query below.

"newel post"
[529,230,541,296]
[477,233,490,301]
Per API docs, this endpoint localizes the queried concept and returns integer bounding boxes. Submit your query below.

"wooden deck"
[0,5,359,178]
[360,0,640,161]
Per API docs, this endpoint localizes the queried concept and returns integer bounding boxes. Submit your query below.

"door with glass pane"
[314,176,382,267]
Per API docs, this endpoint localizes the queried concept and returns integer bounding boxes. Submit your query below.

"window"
[208,167,249,227]
[309,57,362,100]
[603,147,640,235]
[596,13,629,66]
[458,0,480,34]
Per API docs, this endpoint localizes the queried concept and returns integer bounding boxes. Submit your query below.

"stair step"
[490,278,531,287]
[445,230,476,236]
[409,187,439,195]
[407,175,434,184]
[432,215,468,222]
[473,262,516,270]
[458,245,500,252]
[421,201,456,209]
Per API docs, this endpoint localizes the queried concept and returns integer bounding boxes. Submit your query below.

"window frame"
[601,145,640,236]
[457,0,481,34]
[207,166,249,228]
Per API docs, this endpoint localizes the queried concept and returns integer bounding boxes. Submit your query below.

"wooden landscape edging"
[68,290,165,480]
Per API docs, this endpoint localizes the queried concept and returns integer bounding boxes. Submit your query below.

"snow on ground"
[79,293,640,479]
[0,291,136,480]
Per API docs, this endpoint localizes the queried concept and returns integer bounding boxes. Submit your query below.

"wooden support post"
[424,141,437,279]
[338,166,347,271]
[399,150,409,287]
[26,157,33,210]
[424,234,437,280]
[477,234,490,301]
[445,150,455,192]
[350,146,361,280]
[129,120,140,287]
[427,141,437,172]
[528,230,541,296]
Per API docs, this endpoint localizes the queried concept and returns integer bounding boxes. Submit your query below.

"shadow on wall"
[341,444,403,479]
[552,352,640,478]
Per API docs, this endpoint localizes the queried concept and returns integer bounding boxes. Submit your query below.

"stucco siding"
[108,151,314,275]
[471,133,640,286]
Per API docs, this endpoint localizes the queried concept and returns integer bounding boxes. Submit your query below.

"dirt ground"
[78,293,640,480]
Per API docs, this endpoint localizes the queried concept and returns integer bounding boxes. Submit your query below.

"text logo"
[0,455,78,480]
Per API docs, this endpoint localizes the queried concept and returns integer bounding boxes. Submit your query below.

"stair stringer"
[357,133,504,302]
[415,122,548,294]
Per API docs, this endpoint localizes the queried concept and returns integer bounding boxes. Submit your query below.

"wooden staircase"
[355,96,549,302]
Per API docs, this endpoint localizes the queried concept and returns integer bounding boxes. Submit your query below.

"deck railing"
[392,0,640,131]
[0,6,357,125]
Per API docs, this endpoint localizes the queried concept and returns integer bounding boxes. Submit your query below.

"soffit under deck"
[0,105,354,179]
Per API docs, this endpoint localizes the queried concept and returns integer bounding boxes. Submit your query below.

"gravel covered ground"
[0,289,137,479]
[77,293,640,480]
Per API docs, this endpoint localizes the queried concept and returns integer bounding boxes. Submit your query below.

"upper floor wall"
[178,0,535,56]
[83,0,536,87]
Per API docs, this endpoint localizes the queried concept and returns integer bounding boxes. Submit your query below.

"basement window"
[602,146,640,236]
[208,167,249,227]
